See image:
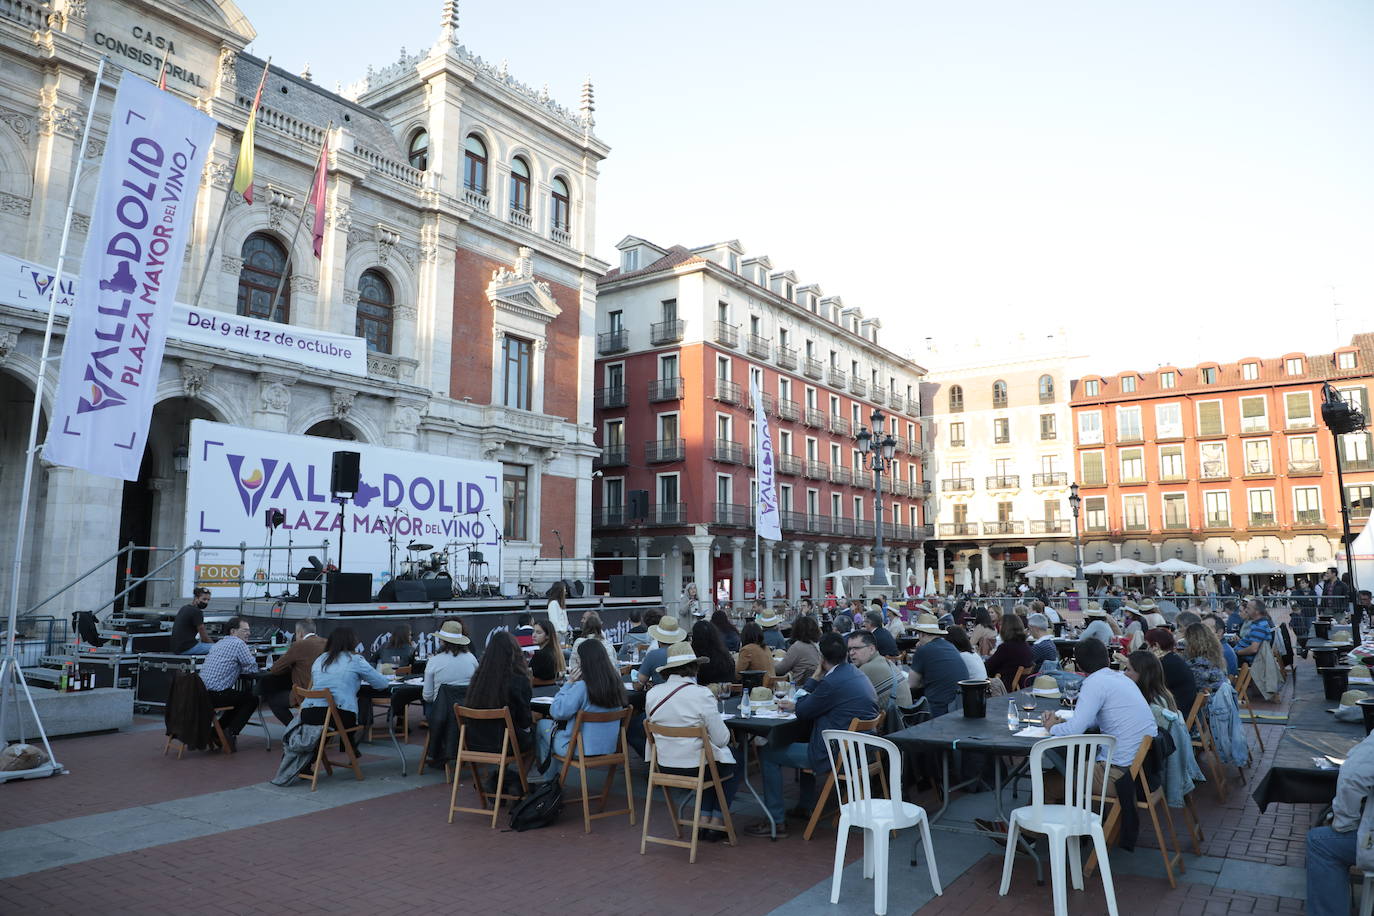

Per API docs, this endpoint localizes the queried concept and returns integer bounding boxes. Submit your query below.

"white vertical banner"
[44,75,216,481]
[751,380,782,541]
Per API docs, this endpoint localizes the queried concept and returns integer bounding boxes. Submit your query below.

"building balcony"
[714,321,740,348]
[828,367,847,388]
[986,475,1020,491]
[463,186,489,210]
[915,524,935,539]
[850,377,867,397]
[891,479,911,497]
[1163,519,1191,530]
[1123,521,1149,532]
[1041,431,1058,441]
[803,356,824,379]
[1120,475,1146,485]
[1288,460,1323,477]
[649,503,688,526]
[830,466,853,485]
[855,520,875,538]
[648,377,684,402]
[780,510,808,532]
[805,459,829,480]
[597,329,628,354]
[713,503,750,527]
[950,438,966,449]
[1032,472,1068,487]
[942,478,974,493]
[892,436,909,453]
[994,435,1011,445]
[712,439,744,464]
[1345,457,1374,472]
[1030,519,1068,534]
[911,481,932,497]
[593,507,626,528]
[1293,510,1325,528]
[829,415,851,436]
[778,454,803,476]
[871,387,886,405]
[714,378,743,405]
[593,386,627,409]
[776,398,800,422]
[984,521,1025,535]
[1204,515,1231,529]
[645,438,686,463]
[853,469,872,489]
[650,319,686,346]
[749,391,776,415]
[1248,513,1279,529]
[1159,472,1188,483]
[1244,461,1274,478]
[595,445,628,468]
[1080,475,1107,487]
[1240,421,1270,435]
[551,225,572,247]
[1085,524,1108,534]
[804,407,826,427]
[777,345,798,370]
[941,522,977,537]
[508,207,532,229]
[747,333,772,359]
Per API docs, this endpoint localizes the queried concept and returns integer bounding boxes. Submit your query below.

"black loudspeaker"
[293,566,323,603]
[330,450,361,495]
[423,579,453,600]
[610,574,661,597]
[326,571,372,604]
[627,489,649,520]
[378,579,427,602]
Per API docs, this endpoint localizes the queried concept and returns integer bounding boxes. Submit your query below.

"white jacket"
[645,674,735,767]
[1332,731,1374,873]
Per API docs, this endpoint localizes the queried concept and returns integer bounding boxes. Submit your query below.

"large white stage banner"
[0,252,368,377]
[45,76,216,481]
[185,420,503,598]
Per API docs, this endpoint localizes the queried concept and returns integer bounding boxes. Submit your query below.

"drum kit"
[397,542,449,580]
[395,540,497,597]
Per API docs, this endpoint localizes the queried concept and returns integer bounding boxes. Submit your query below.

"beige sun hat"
[1084,606,1109,619]
[1031,675,1061,698]
[1137,599,1158,611]
[1351,664,1374,681]
[435,620,469,645]
[648,616,688,644]
[656,641,709,673]
[756,611,785,628]
[911,612,945,635]
[749,686,775,703]
[1339,689,1370,709]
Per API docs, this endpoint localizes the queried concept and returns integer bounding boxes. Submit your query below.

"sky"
[234,0,1374,376]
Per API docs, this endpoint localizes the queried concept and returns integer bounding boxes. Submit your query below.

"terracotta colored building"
[1069,335,1374,577]
[592,236,930,612]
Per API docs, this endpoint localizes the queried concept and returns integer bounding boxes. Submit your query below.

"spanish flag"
[232,60,270,204]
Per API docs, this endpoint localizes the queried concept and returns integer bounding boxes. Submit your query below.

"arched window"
[1038,374,1054,403]
[550,176,570,232]
[407,130,429,171]
[356,269,394,354]
[509,156,531,214]
[237,233,290,324]
[463,134,487,192]
[948,385,964,413]
[992,380,1008,408]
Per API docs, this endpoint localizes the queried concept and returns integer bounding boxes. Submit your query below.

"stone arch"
[0,118,34,200]
[298,410,379,445]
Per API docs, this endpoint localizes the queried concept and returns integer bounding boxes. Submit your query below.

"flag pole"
[1,56,107,781]
[264,121,330,324]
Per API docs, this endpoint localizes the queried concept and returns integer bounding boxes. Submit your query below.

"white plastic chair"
[1361,871,1374,916]
[823,728,942,916]
[998,734,1119,916]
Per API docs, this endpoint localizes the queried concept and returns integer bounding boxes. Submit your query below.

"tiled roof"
[598,246,703,285]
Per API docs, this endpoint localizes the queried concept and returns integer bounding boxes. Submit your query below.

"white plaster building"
[0,0,608,620]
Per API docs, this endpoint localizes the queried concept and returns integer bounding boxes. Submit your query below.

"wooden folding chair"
[804,713,888,840]
[1232,664,1264,756]
[292,687,365,791]
[1010,665,1033,692]
[640,722,737,864]
[1185,690,1228,803]
[1090,735,1185,888]
[164,707,235,759]
[369,665,416,742]
[448,705,529,828]
[555,707,636,833]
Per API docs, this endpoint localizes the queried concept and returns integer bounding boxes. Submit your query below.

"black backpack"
[508,778,562,831]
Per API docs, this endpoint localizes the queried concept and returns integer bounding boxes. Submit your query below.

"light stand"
[262,509,284,599]
[857,408,897,589]
[1322,382,1366,638]
[333,496,352,571]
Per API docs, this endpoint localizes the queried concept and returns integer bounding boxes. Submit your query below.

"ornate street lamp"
[1068,481,1085,583]
[857,408,897,588]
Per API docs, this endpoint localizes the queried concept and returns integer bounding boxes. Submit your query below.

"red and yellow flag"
[308,133,329,258]
[156,45,170,90]
[232,60,270,203]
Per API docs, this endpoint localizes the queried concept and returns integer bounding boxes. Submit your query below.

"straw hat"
[435,620,469,645]
[656,641,709,673]
[1084,606,1109,619]
[756,611,785,628]
[1339,689,1370,709]
[1137,599,1158,611]
[749,686,774,703]
[648,616,688,644]
[1085,601,1101,610]
[1031,675,1061,698]
[911,612,945,635]
[1352,664,1374,681]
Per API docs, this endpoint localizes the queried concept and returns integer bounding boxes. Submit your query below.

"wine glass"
[1020,696,1038,724]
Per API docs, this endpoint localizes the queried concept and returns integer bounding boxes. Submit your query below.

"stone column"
[1027,544,1037,566]
[762,541,775,608]
[1112,542,1124,586]
[668,543,683,613]
[860,546,872,570]
[730,537,745,612]
[688,534,714,616]
[788,540,803,603]
[813,541,830,603]
[1153,543,1163,564]
[936,549,946,595]
[32,467,125,616]
[1191,540,1204,565]
[253,373,294,433]
[980,551,990,585]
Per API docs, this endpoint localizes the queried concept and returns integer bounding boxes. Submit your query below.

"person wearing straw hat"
[1080,603,1116,646]
[756,609,787,650]
[646,642,741,839]
[636,615,688,689]
[422,620,476,715]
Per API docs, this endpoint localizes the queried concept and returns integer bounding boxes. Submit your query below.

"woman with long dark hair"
[300,627,390,749]
[984,614,1034,691]
[376,624,415,667]
[529,619,565,682]
[463,630,534,754]
[711,609,741,653]
[1125,649,1177,725]
[546,579,569,636]
[970,606,998,657]
[532,640,628,781]
[691,619,736,687]
[773,614,821,683]
[569,611,618,677]
[734,621,775,681]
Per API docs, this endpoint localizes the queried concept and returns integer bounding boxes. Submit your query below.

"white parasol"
[1025,560,1077,579]
[925,567,936,595]
[1144,558,1210,575]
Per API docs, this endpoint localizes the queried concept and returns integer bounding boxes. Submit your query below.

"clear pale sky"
[235,0,1374,375]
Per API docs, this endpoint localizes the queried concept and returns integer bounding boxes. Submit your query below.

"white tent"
[1025,560,1077,579]
[1225,558,1294,576]
[1145,558,1210,575]
[1289,559,1333,575]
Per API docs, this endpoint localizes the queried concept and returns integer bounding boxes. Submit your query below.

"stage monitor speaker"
[330,450,361,495]
[610,574,661,597]
[294,566,323,603]
[568,578,585,598]
[326,571,372,604]
[423,579,453,601]
[377,579,427,602]
[627,489,649,521]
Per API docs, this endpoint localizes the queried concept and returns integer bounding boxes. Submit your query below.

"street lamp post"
[1068,481,1087,597]
[857,408,897,588]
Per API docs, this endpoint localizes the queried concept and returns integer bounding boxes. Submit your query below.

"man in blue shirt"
[863,611,900,657]
[757,611,787,650]
[906,618,967,716]
[746,632,878,838]
[635,615,686,687]
[1234,597,1274,660]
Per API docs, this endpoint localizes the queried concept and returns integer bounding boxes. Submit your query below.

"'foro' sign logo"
[225,454,278,516]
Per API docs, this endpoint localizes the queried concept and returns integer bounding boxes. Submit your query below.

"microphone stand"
[555,530,566,582]
[264,520,276,600]
[485,511,503,597]
[284,528,295,599]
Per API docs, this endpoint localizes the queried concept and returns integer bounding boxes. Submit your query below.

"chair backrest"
[569,707,631,753]
[1234,664,1253,696]
[822,729,903,818]
[1011,665,1032,691]
[849,713,884,734]
[293,686,336,707]
[1184,689,1209,733]
[644,722,717,770]
[1028,734,1118,816]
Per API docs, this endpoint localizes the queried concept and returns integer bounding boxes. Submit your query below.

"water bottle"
[1007,702,1019,732]
[741,689,752,718]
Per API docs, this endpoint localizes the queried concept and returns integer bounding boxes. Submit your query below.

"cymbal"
[407,542,434,552]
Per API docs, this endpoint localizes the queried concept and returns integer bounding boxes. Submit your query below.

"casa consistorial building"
[0,0,609,616]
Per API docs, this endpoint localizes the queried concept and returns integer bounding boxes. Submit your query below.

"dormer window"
[622,249,639,271]
[1242,362,1259,380]
[1285,357,1304,375]
[1159,370,1176,389]
[1084,379,1100,397]
[1200,366,1217,384]
[727,252,739,273]
[1120,375,1136,393]
[783,282,794,300]
[1338,350,1358,370]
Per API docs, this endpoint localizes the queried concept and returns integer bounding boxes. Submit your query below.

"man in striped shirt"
[1234,597,1274,660]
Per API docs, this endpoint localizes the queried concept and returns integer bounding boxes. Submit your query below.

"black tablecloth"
[1252,730,1363,811]
[887,692,1065,756]
[723,696,811,748]
[1284,696,1367,734]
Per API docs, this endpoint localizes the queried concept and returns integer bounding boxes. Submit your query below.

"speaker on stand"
[330,450,361,573]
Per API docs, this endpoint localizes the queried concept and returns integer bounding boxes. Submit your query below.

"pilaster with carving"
[330,388,356,421]
[180,360,213,400]
[253,373,294,432]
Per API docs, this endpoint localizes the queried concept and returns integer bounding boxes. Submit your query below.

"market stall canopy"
[1226,558,1295,575]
